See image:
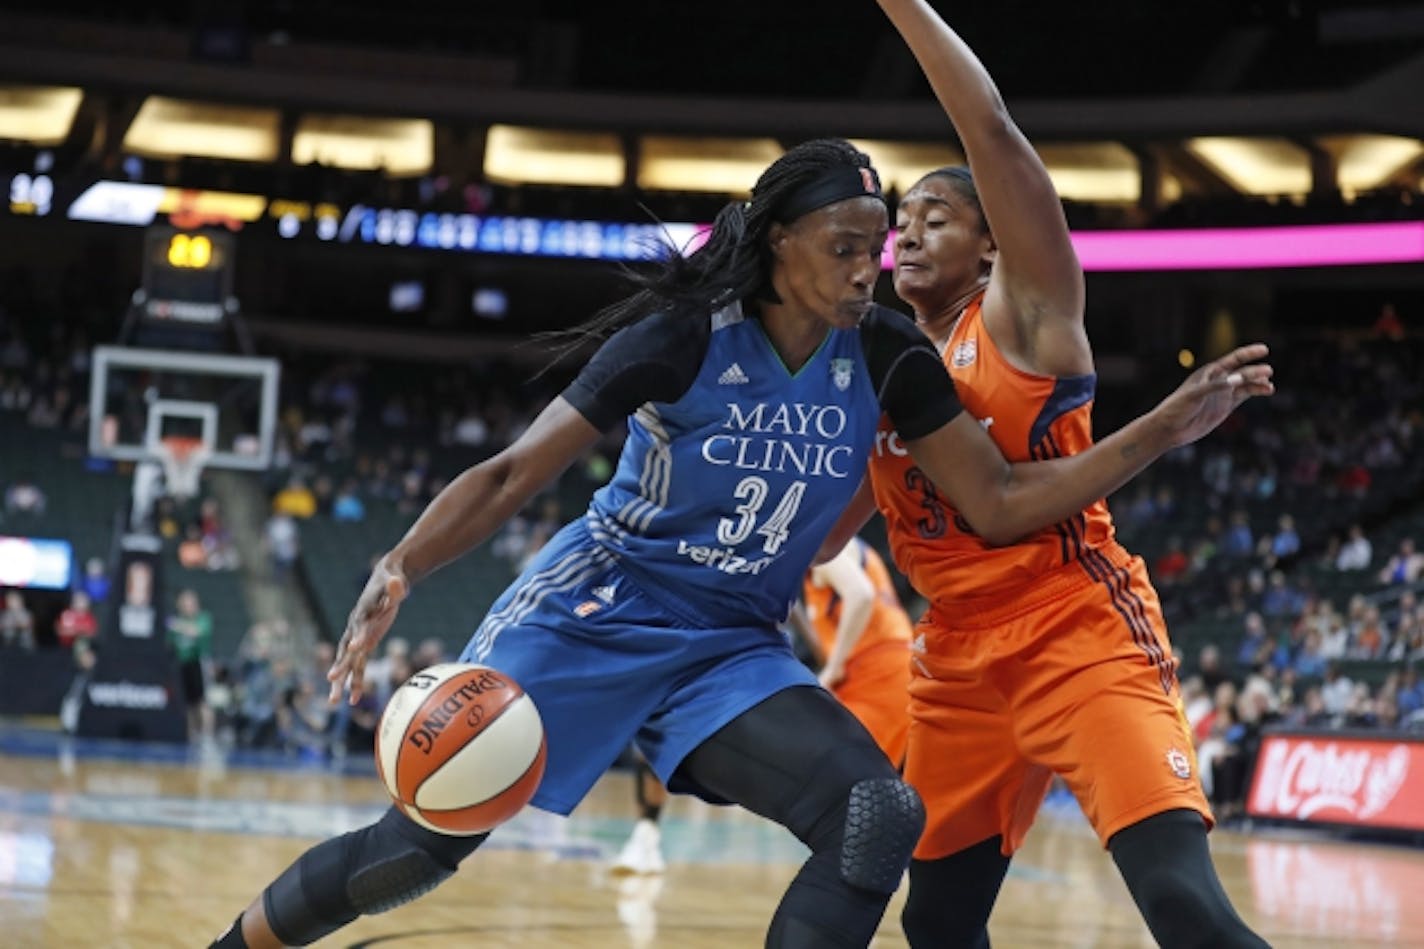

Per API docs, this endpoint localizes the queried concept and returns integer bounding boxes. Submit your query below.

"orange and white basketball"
[375,662,546,835]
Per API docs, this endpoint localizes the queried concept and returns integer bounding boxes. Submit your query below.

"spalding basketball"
[376,662,546,835]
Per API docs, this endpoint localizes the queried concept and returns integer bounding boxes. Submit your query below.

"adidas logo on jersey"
[592,585,616,604]
[718,363,750,385]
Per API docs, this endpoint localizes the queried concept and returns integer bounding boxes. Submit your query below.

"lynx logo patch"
[831,358,854,391]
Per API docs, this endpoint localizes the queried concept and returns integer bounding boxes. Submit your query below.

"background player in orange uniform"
[830,2,1274,947]
[791,537,913,766]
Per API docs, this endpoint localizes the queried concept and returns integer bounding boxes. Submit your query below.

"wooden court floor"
[2,728,1423,948]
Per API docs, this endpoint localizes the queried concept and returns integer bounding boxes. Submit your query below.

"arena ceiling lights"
[1185,137,1313,197]
[848,140,963,193]
[292,115,433,176]
[1321,134,1424,197]
[124,97,280,162]
[637,137,784,195]
[482,125,624,187]
[1035,143,1142,204]
[0,85,83,145]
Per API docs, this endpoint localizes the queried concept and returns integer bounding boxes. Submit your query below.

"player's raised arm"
[877,0,1084,352]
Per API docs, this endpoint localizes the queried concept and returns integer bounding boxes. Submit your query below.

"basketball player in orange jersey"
[791,537,913,766]
[829,3,1275,946]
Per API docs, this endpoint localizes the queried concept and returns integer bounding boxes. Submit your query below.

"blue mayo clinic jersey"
[583,304,881,629]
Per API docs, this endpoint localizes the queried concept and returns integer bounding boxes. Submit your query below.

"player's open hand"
[1151,343,1274,449]
[328,558,409,705]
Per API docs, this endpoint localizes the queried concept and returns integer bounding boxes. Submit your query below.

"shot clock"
[137,226,236,324]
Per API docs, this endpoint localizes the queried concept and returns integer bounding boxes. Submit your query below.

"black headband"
[773,165,886,223]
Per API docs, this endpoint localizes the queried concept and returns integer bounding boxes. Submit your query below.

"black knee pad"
[840,777,925,894]
[265,808,486,945]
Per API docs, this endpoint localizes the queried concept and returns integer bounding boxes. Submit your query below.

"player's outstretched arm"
[905,345,1274,546]
[811,543,877,688]
[877,0,1085,353]
[327,398,602,703]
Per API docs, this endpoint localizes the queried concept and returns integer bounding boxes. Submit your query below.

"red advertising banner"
[1247,733,1424,832]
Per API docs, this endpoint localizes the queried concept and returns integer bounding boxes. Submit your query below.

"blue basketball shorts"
[459,520,817,816]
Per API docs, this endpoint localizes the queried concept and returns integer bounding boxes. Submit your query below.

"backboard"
[87,345,280,471]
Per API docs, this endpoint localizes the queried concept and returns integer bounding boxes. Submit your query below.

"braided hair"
[566,138,879,344]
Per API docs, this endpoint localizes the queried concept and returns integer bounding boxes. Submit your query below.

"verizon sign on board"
[1247,733,1424,832]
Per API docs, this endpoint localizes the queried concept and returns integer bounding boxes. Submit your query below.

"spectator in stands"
[1337,462,1372,499]
[178,524,209,570]
[236,633,281,749]
[1295,686,1332,728]
[1292,631,1327,678]
[1398,667,1424,720]
[343,673,382,754]
[1210,678,1277,822]
[1353,606,1388,659]
[1335,524,1373,571]
[1319,612,1349,660]
[1320,662,1354,717]
[1262,570,1305,619]
[1385,592,1419,658]
[331,479,365,522]
[199,498,239,570]
[1270,515,1300,560]
[81,557,110,603]
[1235,612,1269,670]
[0,590,36,650]
[272,476,317,519]
[1376,692,1401,730]
[264,512,300,582]
[1222,510,1253,558]
[363,636,410,707]
[1194,681,1238,797]
[279,676,332,760]
[1180,676,1211,733]
[1197,644,1228,693]
[450,403,490,448]
[54,591,98,649]
[1154,536,1189,585]
[412,637,447,672]
[1372,301,1405,341]
[1378,538,1424,585]
[4,474,46,517]
[167,588,214,742]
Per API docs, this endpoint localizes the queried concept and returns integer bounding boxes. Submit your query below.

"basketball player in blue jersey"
[211,139,1271,949]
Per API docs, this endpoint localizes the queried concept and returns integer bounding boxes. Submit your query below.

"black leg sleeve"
[1109,809,1271,949]
[901,835,1011,949]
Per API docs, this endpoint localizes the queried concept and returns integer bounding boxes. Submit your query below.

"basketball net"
[158,436,209,502]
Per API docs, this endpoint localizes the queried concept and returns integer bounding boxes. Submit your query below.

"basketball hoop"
[158,436,210,502]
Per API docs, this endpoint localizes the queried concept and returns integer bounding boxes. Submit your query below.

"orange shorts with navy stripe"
[905,542,1212,859]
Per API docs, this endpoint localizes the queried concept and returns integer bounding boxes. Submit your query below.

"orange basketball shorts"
[833,641,911,766]
[905,543,1211,860]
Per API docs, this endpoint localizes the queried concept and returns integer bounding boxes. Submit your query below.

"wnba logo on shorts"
[1165,747,1193,779]
[951,339,977,368]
